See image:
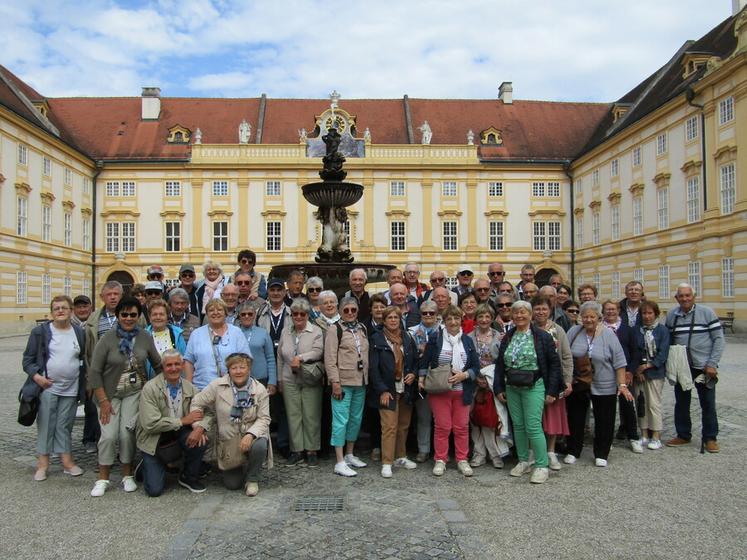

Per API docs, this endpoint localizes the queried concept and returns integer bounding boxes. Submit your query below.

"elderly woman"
[236,302,276,394]
[183,299,250,391]
[364,293,388,337]
[419,304,480,478]
[633,300,671,450]
[370,306,419,478]
[493,301,562,484]
[190,352,272,497]
[563,300,581,326]
[408,299,440,463]
[305,276,324,320]
[531,296,573,471]
[326,297,370,476]
[277,299,324,467]
[556,285,572,307]
[22,295,86,481]
[167,288,201,343]
[362,292,389,462]
[89,297,162,497]
[136,349,206,496]
[468,303,508,468]
[131,283,147,309]
[145,299,187,379]
[565,301,631,467]
[314,290,339,330]
[458,291,478,334]
[195,261,227,321]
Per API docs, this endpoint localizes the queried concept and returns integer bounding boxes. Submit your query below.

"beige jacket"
[191,376,273,470]
[276,322,324,386]
[324,323,369,386]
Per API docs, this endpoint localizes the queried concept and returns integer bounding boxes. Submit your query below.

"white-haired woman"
[314,290,340,331]
[306,276,324,320]
[195,261,227,322]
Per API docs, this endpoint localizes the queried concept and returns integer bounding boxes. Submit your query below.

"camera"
[357,359,364,371]
[128,371,138,384]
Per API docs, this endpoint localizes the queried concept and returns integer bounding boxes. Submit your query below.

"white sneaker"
[432,460,446,477]
[641,437,650,446]
[90,479,110,497]
[121,475,137,492]
[530,467,549,484]
[595,458,608,467]
[647,439,662,450]
[334,461,357,477]
[509,461,532,477]
[491,456,504,469]
[394,457,417,469]
[344,454,367,468]
[381,464,393,478]
[630,439,644,454]
[563,454,577,465]
[457,460,473,477]
[547,452,562,471]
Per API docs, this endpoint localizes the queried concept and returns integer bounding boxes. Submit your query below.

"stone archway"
[106,270,135,294]
[535,267,559,288]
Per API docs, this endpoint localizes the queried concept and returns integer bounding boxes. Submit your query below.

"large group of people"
[21,250,726,498]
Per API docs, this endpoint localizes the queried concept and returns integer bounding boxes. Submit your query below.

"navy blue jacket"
[609,322,639,372]
[619,299,643,329]
[419,329,480,406]
[493,325,562,398]
[632,324,670,380]
[368,330,419,409]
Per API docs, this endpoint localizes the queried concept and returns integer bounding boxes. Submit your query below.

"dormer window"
[167,125,191,144]
[480,127,503,145]
[612,103,631,123]
[681,53,711,78]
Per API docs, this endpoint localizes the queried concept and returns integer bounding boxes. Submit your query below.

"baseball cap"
[458,265,474,275]
[179,264,196,275]
[147,265,164,276]
[73,295,91,305]
[267,277,285,289]
[144,281,164,292]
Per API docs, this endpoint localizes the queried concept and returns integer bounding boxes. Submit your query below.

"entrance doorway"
[535,268,559,288]
[106,271,135,294]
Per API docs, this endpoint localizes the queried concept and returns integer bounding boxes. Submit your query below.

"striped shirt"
[665,304,725,369]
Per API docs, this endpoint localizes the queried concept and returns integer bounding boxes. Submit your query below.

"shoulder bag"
[424,363,451,393]
[569,328,594,390]
[18,375,43,427]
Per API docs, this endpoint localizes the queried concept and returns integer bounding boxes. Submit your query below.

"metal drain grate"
[294,496,345,512]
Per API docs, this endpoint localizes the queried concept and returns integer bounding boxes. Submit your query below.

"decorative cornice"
[483,209,509,217]
[159,210,186,218]
[437,209,463,217]
[712,144,737,161]
[40,190,56,203]
[573,207,585,216]
[14,181,32,195]
[101,209,141,218]
[80,207,93,216]
[528,209,566,217]
[652,172,671,187]
[607,190,622,203]
[680,159,702,174]
[588,200,601,210]
[62,199,75,210]
[208,209,234,217]
[385,209,411,217]
[259,210,285,217]
[629,182,645,195]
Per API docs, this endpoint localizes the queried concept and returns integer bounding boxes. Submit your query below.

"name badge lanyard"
[348,326,363,362]
[209,328,226,376]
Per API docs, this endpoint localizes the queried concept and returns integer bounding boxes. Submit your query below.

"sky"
[0,0,734,102]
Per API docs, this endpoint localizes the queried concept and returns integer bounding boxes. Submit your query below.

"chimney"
[141,87,161,120]
[499,82,513,104]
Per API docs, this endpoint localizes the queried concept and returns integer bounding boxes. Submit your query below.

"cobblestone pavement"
[1,334,745,560]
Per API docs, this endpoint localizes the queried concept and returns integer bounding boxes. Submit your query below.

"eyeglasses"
[495,303,512,308]
[499,289,513,294]
[52,306,71,312]
[475,287,490,292]
[291,311,307,317]
[431,277,446,282]
[488,271,505,276]
[236,281,252,286]
[307,287,322,293]
[421,311,436,316]
[119,312,138,318]
[239,312,255,318]
[341,307,357,314]
[566,309,580,314]
[149,273,163,278]
[180,272,195,278]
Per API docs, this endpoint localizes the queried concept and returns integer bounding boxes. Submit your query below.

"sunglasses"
[475,287,490,292]
[236,281,252,286]
[227,352,251,361]
[488,271,505,276]
[566,309,580,314]
[341,307,357,314]
[149,273,163,278]
[307,287,322,293]
[458,271,473,276]
[239,312,255,318]
[119,312,138,318]
[495,303,512,308]
[180,272,195,278]
[146,290,162,296]
[291,311,307,317]
[421,311,436,316]
[240,258,253,265]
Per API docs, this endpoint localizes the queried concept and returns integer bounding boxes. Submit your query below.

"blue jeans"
[674,368,718,442]
[141,427,206,497]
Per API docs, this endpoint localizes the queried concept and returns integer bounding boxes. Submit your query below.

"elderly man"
[538,285,571,332]
[283,270,307,306]
[234,270,255,305]
[177,264,200,318]
[473,278,494,309]
[619,281,645,328]
[71,295,92,327]
[665,283,725,453]
[389,282,421,329]
[136,349,206,496]
[219,283,240,325]
[383,268,404,303]
[403,262,429,304]
[430,287,452,316]
[344,268,371,323]
[487,262,506,296]
[516,264,535,299]
[452,265,474,296]
[168,288,200,343]
[424,271,458,306]
[521,282,538,302]
[549,274,564,290]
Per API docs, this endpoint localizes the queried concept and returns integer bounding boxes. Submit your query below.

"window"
[592,169,599,186]
[592,209,601,245]
[658,265,670,299]
[83,217,91,250]
[106,181,120,197]
[390,181,405,197]
[488,181,503,197]
[686,116,699,141]
[632,146,641,167]
[720,163,735,214]
[121,181,136,197]
[442,221,457,251]
[532,182,545,197]
[719,96,734,125]
[106,223,119,252]
[165,181,181,197]
[593,273,601,297]
[43,157,51,176]
[547,182,560,197]
[213,221,228,251]
[441,181,457,197]
[611,204,620,241]
[632,195,643,236]
[42,274,51,305]
[548,222,561,250]
[532,221,561,251]
[634,267,644,284]
[17,196,28,236]
[575,177,582,196]
[533,222,546,251]
[488,221,504,251]
[42,205,52,242]
[687,176,701,223]
[390,221,406,251]
[266,221,281,251]
[656,132,667,156]
[83,278,90,298]
[64,168,72,185]
[165,222,181,252]
[688,261,701,296]
[18,144,28,165]
[105,222,136,252]
[657,188,669,229]
[266,180,281,196]
[64,276,72,297]
[64,212,72,246]
[722,258,734,298]
[575,215,584,247]
[16,272,27,304]
[122,223,135,252]
[83,177,91,195]
[212,181,228,197]
[612,271,621,299]
[610,159,619,178]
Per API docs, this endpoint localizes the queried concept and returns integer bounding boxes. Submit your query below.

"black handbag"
[17,375,43,427]
[506,368,537,387]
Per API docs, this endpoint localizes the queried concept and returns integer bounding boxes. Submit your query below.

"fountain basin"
[302,181,363,208]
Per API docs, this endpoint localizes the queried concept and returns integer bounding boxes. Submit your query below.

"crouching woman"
[189,352,272,496]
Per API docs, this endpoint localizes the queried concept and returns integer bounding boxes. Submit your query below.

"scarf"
[342,320,359,330]
[229,379,254,422]
[444,329,466,372]
[322,313,340,326]
[166,380,181,400]
[642,321,659,359]
[202,274,225,313]
[383,326,404,380]
[603,318,621,333]
[116,324,139,356]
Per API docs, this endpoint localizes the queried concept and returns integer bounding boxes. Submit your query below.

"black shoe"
[615,427,626,440]
[306,452,318,468]
[178,474,206,493]
[199,461,212,478]
[134,459,144,482]
[277,446,290,460]
[286,452,305,467]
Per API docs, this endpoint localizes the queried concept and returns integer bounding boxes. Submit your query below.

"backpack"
[470,386,500,430]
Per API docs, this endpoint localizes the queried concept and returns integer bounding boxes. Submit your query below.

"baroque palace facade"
[0,9,745,333]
